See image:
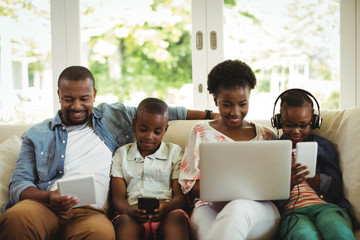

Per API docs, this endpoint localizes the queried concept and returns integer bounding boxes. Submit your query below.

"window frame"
[340,0,360,108]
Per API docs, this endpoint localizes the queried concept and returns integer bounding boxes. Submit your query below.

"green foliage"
[90,60,109,92]
[310,58,332,80]
[323,91,339,110]
[256,79,271,93]
[88,0,192,102]
[224,0,236,7]
[283,0,338,81]
[0,1,46,19]
[240,11,260,25]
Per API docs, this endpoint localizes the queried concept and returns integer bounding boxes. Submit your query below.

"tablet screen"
[296,142,318,178]
[57,174,97,207]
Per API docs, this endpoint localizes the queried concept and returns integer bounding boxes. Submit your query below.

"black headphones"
[271,88,322,130]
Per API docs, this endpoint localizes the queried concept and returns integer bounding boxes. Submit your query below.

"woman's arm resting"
[188,180,200,199]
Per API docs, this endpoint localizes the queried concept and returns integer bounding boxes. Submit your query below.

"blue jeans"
[279,203,354,240]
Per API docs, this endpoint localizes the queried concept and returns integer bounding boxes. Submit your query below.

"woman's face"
[213,86,250,128]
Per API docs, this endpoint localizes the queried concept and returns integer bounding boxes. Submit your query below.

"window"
[80,0,193,108]
[192,0,343,119]
[1,0,359,124]
[0,0,52,124]
[224,0,340,119]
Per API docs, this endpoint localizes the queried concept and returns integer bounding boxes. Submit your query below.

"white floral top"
[178,121,277,208]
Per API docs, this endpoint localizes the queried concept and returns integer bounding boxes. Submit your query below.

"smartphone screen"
[295,142,318,178]
[138,196,159,214]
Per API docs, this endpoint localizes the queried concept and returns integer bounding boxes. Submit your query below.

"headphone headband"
[271,88,322,130]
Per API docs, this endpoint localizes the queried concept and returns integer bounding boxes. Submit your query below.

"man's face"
[57,78,97,126]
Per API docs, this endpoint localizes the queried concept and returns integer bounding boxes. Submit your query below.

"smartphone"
[137,196,159,214]
[295,142,318,178]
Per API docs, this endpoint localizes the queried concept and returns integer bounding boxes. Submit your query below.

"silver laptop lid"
[199,140,292,201]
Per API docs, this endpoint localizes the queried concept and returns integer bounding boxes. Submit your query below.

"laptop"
[199,140,292,201]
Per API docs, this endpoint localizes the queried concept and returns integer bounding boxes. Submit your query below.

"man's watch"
[205,110,212,119]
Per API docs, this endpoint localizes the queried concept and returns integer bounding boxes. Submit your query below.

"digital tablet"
[296,142,318,178]
[57,174,97,208]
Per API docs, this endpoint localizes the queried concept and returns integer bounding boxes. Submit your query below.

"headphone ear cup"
[271,113,282,129]
[311,114,322,129]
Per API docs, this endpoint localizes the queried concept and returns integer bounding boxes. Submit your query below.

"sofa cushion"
[0,136,21,213]
[336,108,360,227]
[312,108,360,227]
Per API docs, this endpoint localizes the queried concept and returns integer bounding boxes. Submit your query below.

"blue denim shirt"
[5,102,186,211]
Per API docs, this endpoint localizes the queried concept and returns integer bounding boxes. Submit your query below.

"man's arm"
[20,187,52,203]
[21,187,79,214]
[168,106,219,120]
[186,110,219,120]
[188,180,200,199]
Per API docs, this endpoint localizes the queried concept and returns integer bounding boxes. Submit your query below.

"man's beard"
[65,110,90,126]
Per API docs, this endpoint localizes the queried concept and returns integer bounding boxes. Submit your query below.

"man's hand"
[49,190,79,215]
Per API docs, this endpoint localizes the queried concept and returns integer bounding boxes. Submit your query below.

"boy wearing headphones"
[272,89,354,239]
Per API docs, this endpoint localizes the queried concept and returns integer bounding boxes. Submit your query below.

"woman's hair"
[207,59,256,96]
[280,90,314,109]
[136,97,169,120]
[58,66,95,88]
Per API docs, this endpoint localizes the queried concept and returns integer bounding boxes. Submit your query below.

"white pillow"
[337,108,360,227]
[313,108,360,227]
[0,136,21,213]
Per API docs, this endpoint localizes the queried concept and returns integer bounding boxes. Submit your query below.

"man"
[0,66,217,240]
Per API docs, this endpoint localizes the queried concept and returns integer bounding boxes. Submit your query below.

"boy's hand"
[127,205,148,223]
[291,156,310,189]
[148,201,170,222]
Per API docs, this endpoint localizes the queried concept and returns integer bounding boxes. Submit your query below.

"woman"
[179,59,280,240]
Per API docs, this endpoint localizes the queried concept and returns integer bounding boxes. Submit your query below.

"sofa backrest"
[310,108,360,227]
[0,125,31,143]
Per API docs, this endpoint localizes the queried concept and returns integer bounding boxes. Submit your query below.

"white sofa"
[1,108,359,238]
